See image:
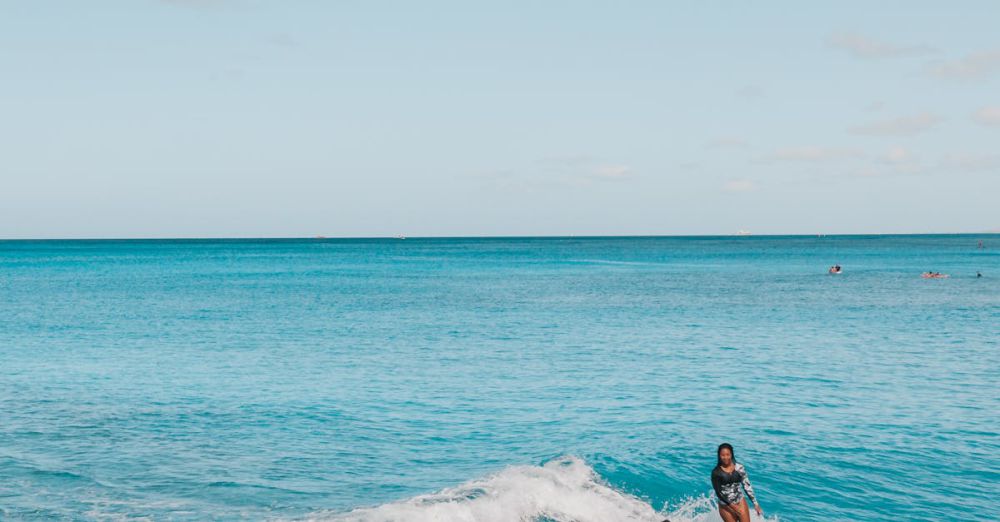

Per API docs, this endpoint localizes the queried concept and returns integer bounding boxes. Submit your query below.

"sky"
[2,1,999,238]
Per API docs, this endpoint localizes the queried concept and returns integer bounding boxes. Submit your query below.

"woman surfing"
[711,443,763,522]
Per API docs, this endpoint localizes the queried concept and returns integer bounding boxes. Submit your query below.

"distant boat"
[735,229,751,236]
[395,234,406,240]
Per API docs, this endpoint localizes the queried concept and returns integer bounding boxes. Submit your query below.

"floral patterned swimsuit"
[711,462,757,506]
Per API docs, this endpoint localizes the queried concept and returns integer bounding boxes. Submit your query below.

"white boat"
[735,229,751,236]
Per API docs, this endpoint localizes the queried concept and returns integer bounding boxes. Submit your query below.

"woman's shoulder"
[734,462,747,474]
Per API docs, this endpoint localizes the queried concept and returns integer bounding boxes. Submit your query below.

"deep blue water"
[1,236,997,521]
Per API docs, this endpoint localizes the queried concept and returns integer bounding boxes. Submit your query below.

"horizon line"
[2,231,999,241]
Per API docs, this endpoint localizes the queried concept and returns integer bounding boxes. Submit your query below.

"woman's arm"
[738,464,763,515]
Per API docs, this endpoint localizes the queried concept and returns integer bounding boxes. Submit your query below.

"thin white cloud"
[761,146,864,163]
[591,164,631,179]
[678,162,701,171]
[536,155,594,168]
[860,149,999,177]
[267,34,297,47]
[829,32,932,59]
[537,156,631,179]
[928,50,1000,80]
[850,113,942,136]
[484,156,634,190]
[865,101,886,112]
[707,137,749,149]
[941,153,1000,172]
[722,180,755,192]
[973,106,1000,126]
[885,147,909,163]
[877,147,924,175]
[854,147,924,178]
[736,85,765,99]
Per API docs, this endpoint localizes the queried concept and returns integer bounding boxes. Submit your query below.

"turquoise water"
[1,236,997,521]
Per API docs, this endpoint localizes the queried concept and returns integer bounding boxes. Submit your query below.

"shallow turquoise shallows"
[1,236,997,521]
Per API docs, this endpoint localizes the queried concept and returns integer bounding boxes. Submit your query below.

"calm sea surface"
[1,236,997,521]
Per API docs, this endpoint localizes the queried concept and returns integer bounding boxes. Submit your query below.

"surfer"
[829,264,842,274]
[712,443,763,522]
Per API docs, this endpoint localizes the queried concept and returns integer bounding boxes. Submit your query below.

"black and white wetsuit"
[711,462,757,507]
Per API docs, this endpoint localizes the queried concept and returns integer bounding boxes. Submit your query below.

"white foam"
[307,456,777,522]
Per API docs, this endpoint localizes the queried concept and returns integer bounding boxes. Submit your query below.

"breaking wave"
[307,456,775,522]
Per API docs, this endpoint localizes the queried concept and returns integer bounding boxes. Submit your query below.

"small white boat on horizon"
[735,229,751,236]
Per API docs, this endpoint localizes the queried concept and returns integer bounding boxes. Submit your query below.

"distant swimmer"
[922,271,949,279]
[979,240,985,249]
[712,443,763,522]
[978,272,983,278]
[828,264,842,274]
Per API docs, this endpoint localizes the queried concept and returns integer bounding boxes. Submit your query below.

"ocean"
[1,235,997,521]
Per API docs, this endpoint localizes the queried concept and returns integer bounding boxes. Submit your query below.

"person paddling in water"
[712,443,763,521]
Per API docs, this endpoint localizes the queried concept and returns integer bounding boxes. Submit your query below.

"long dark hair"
[716,442,736,468]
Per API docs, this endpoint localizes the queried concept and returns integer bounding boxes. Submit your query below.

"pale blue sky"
[2,1,998,238]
